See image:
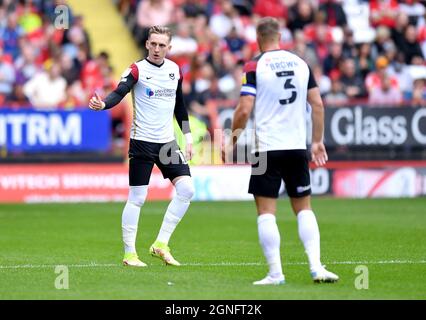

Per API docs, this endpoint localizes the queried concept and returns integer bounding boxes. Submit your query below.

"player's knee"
[128,185,148,207]
[175,177,194,201]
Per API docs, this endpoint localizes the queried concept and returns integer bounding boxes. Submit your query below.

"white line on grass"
[0,260,425,270]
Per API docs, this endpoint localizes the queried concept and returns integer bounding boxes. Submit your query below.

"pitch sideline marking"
[0,260,425,269]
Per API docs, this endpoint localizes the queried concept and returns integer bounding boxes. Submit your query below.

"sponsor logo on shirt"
[145,87,154,97]
[145,87,175,98]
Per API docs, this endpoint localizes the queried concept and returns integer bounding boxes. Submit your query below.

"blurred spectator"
[169,22,198,56]
[340,58,368,99]
[232,0,255,16]
[14,43,40,84]
[365,56,400,94]
[192,14,215,59]
[312,64,331,97]
[341,28,357,59]
[323,42,343,76]
[217,50,239,99]
[60,52,80,85]
[391,12,410,50]
[310,24,332,63]
[62,15,91,60]
[23,62,66,109]
[368,72,403,106]
[401,24,424,64]
[209,0,240,39]
[324,77,348,105]
[278,17,293,50]
[62,80,86,108]
[0,12,23,61]
[388,51,413,95]
[191,77,226,126]
[291,30,319,67]
[5,83,30,108]
[410,78,426,107]
[135,0,174,49]
[399,0,425,27]
[318,0,347,28]
[355,42,375,79]
[371,26,394,62]
[288,0,314,32]
[0,46,15,99]
[303,11,332,44]
[224,26,247,60]
[137,0,174,28]
[18,1,43,35]
[181,0,207,18]
[193,62,215,96]
[253,0,287,19]
[369,0,399,28]
[80,51,110,94]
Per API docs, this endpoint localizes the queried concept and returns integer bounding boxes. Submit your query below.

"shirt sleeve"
[104,63,138,109]
[240,60,257,97]
[307,66,318,90]
[174,69,190,134]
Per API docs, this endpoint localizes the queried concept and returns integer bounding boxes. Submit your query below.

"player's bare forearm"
[308,87,328,166]
[308,87,325,143]
[230,95,255,146]
[311,105,324,143]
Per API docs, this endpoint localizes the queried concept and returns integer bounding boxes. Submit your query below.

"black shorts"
[128,139,191,186]
[248,150,311,198]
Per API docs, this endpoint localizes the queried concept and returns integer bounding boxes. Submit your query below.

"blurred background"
[0,0,426,202]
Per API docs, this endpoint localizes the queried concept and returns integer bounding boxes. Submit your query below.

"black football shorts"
[248,149,311,198]
[128,139,191,186]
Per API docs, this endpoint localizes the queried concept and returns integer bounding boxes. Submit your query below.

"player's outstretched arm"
[307,87,328,167]
[89,65,138,112]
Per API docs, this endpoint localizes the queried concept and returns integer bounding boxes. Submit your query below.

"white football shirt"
[123,58,181,143]
[240,50,316,152]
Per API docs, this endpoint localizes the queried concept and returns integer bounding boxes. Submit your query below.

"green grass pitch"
[0,198,425,299]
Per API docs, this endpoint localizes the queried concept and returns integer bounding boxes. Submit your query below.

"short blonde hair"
[148,25,172,42]
[256,17,280,41]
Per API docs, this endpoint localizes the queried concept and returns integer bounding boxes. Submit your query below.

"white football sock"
[297,209,322,271]
[122,185,148,254]
[156,177,194,244]
[257,213,283,278]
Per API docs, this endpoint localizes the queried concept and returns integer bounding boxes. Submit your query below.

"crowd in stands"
[0,0,115,110]
[1,0,426,130]
[117,0,426,117]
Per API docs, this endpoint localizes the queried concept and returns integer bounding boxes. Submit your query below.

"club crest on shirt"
[169,73,175,80]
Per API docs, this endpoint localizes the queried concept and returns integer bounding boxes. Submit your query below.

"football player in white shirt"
[223,17,339,285]
[89,26,194,267]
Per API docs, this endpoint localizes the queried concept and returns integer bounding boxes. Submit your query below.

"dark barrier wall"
[0,108,111,152]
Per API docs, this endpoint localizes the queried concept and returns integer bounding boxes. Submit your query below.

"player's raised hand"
[89,92,105,111]
[311,141,328,167]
